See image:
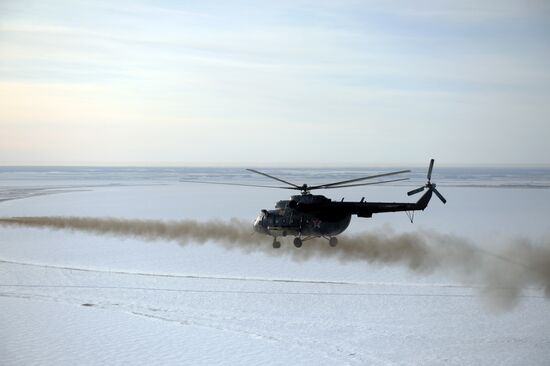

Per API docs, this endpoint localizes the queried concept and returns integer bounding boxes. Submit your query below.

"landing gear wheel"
[293,237,303,248]
[329,237,338,247]
[272,240,281,249]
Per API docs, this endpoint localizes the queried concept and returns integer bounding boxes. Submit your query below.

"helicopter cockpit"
[253,209,268,234]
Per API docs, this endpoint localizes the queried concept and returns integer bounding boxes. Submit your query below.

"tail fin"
[415,188,433,210]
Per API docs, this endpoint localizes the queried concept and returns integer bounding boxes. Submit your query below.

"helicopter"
[181,159,446,248]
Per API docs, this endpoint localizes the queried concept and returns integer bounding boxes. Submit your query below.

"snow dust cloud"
[1,216,549,311]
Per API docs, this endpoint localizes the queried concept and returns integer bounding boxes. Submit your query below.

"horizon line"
[1,162,550,169]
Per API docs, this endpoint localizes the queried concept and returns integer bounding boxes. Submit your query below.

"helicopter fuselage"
[253,194,352,238]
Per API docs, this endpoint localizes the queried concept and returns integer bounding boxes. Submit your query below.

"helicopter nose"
[253,213,267,234]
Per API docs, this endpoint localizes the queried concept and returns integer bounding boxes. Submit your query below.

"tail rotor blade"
[407,186,425,196]
[427,159,434,181]
[433,187,447,204]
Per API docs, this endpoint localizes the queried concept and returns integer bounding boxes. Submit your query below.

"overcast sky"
[1,0,549,166]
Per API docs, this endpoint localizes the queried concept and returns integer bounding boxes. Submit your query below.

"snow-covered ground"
[1,168,549,365]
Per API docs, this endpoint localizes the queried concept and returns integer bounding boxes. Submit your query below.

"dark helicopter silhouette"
[182,159,446,248]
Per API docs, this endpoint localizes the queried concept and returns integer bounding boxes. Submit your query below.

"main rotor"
[181,168,411,195]
[245,168,411,195]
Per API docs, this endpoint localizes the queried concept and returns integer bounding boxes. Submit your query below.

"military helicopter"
[182,159,446,248]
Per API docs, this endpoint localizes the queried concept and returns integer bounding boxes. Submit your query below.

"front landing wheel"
[329,237,338,247]
[272,240,281,249]
[293,237,303,248]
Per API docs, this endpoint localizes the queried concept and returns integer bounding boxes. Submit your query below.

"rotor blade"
[432,187,447,204]
[308,170,411,190]
[427,159,434,181]
[180,179,297,190]
[315,178,410,189]
[246,169,300,188]
[407,186,425,196]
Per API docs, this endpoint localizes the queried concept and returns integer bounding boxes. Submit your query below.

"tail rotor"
[407,159,447,204]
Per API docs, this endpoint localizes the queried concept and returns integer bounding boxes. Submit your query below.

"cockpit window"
[275,201,287,209]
